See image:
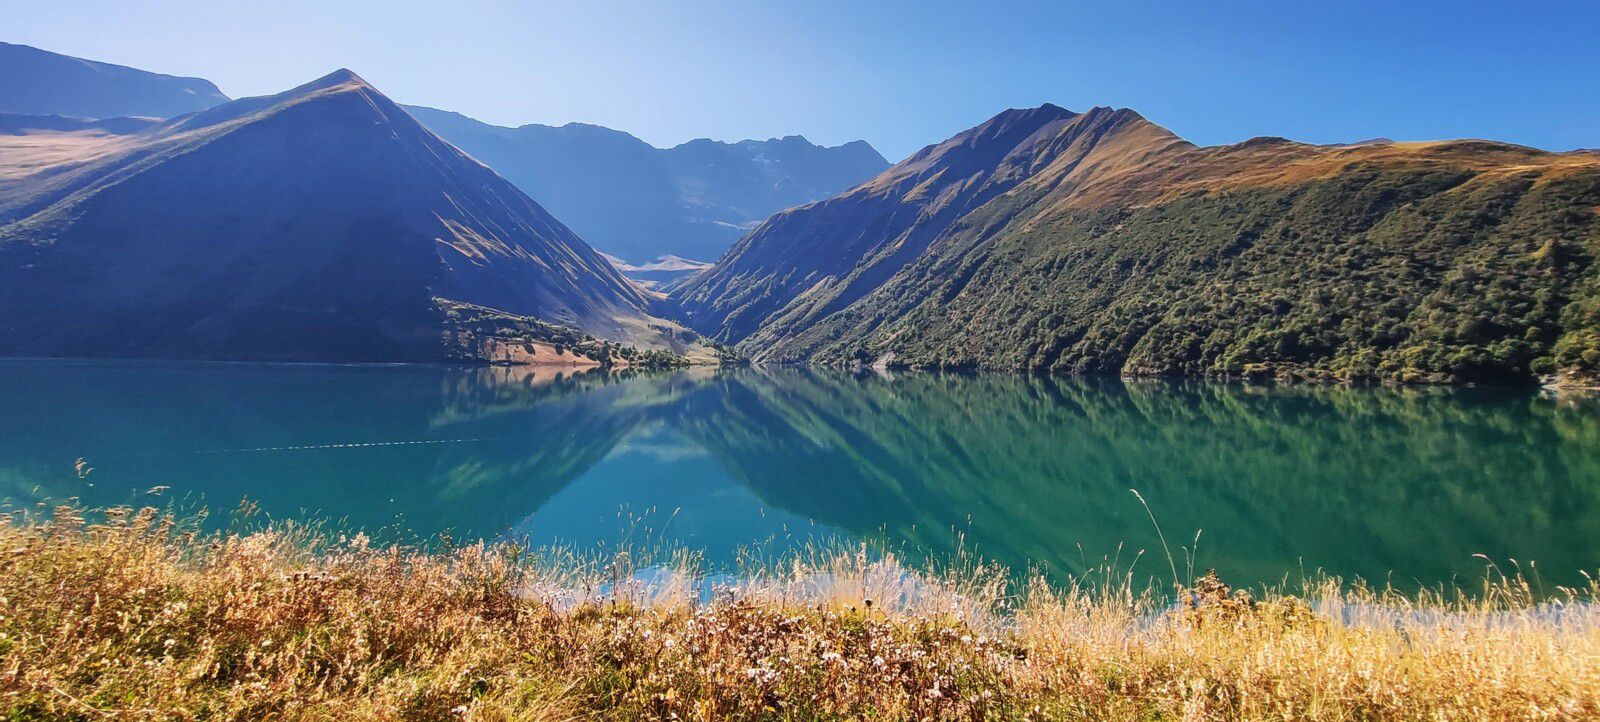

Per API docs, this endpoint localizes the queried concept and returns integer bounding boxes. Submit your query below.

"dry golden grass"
[1,504,1596,721]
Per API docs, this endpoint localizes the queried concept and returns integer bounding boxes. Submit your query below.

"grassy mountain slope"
[0,70,695,362]
[677,105,1600,385]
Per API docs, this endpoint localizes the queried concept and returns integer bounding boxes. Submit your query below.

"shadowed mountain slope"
[0,41,229,119]
[0,70,693,362]
[676,105,1600,385]
[403,105,889,263]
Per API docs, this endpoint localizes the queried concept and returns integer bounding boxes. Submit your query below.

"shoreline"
[6,353,1593,392]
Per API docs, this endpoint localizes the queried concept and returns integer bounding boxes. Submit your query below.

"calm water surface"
[2,360,1597,589]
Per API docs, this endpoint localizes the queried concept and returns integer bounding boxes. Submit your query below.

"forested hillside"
[678,105,1600,385]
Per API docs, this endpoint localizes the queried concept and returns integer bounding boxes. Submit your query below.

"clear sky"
[6,0,1596,160]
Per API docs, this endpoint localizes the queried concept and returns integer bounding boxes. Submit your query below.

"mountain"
[600,253,713,290]
[0,42,887,265]
[0,69,696,363]
[676,105,1600,385]
[0,41,229,119]
[402,105,889,262]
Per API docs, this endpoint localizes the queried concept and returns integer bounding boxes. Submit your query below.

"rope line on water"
[194,438,499,454]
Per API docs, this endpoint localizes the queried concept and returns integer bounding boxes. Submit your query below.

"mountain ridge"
[0,68,695,363]
[0,41,229,119]
[676,104,1184,343]
[402,104,890,262]
[676,103,1600,385]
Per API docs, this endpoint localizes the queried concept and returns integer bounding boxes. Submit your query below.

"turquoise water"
[2,359,1598,589]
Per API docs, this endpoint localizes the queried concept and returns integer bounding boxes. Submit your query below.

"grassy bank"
[1,506,1596,720]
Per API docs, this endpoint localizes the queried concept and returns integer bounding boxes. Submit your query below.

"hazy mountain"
[676,104,1600,385]
[0,41,887,265]
[0,41,229,119]
[0,69,695,363]
[402,105,889,263]
[600,252,713,290]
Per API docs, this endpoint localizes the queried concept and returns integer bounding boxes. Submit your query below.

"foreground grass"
[1,506,1596,720]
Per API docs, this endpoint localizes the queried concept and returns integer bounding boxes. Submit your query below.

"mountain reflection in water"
[2,360,1597,589]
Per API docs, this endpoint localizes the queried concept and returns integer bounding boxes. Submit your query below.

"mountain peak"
[882,102,1083,177]
[948,103,1081,151]
[323,67,366,83]
[297,68,372,94]
[0,65,685,361]
[167,68,388,132]
[987,103,1077,126]
[262,69,375,105]
[1086,105,1143,119]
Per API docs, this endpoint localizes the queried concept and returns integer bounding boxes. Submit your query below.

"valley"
[1,14,1598,718]
[2,42,1597,385]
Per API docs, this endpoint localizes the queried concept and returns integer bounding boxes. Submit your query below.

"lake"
[2,359,1597,590]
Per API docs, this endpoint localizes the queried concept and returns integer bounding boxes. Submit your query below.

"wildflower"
[743,666,778,684]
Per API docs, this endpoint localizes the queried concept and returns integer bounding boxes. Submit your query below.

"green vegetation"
[2,505,1596,720]
[677,105,1600,387]
[439,300,690,369]
[614,344,693,369]
[697,337,746,364]
[777,166,1600,385]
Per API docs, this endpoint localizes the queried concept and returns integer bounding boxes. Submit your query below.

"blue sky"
[7,0,1596,159]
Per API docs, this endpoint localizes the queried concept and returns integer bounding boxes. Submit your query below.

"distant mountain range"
[0,41,228,119]
[598,253,713,290]
[0,69,694,362]
[676,104,1600,385]
[402,106,889,262]
[0,42,887,265]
